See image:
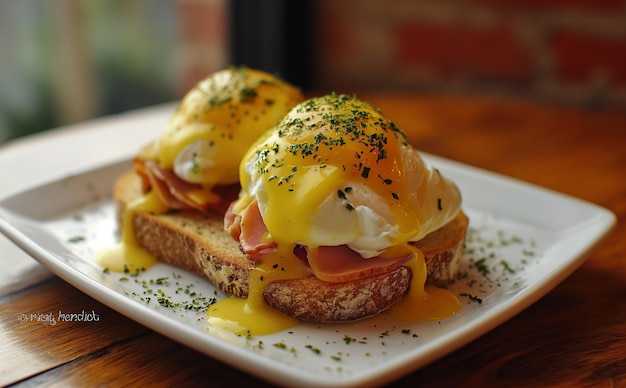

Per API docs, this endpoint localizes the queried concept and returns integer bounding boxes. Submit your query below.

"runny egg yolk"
[208,94,462,336]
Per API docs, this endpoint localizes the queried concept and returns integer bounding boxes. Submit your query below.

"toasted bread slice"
[113,170,468,322]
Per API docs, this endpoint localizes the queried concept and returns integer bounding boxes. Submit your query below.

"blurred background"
[1,0,625,143]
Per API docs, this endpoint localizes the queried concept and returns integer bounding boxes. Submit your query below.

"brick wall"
[314,0,626,108]
[177,0,228,96]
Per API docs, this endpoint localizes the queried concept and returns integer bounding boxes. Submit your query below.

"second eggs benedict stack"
[102,67,303,276]
[133,67,305,213]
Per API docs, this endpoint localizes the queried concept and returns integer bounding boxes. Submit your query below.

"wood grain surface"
[1,94,624,387]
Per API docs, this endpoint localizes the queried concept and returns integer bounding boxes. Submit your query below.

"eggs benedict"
[134,66,305,213]
[99,67,303,274]
[218,93,468,324]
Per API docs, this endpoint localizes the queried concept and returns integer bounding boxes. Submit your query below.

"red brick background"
[177,0,228,95]
[551,31,626,86]
[395,23,533,84]
[175,0,626,108]
[313,0,626,108]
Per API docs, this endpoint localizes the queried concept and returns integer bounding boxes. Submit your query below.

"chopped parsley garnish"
[305,344,321,354]
[343,335,357,344]
[378,174,393,185]
[240,86,258,102]
[251,94,408,194]
[273,342,287,350]
[461,293,484,304]
[67,236,85,243]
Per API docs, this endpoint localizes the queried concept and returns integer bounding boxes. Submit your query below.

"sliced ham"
[143,161,208,211]
[237,200,277,258]
[224,201,241,240]
[225,199,278,262]
[135,160,235,213]
[229,200,413,282]
[140,162,186,209]
[307,245,412,283]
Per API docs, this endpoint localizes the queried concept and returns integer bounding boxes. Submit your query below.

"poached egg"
[137,66,304,208]
[234,93,462,257]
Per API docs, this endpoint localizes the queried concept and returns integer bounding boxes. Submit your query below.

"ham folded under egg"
[135,159,239,213]
[224,199,412,283]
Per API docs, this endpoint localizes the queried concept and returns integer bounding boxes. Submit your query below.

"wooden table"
[1,95,624,387]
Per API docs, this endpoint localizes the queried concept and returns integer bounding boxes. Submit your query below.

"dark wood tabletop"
[1,94,624,387]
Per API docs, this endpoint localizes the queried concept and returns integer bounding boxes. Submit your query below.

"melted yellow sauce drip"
[95,191,164,273]
[389,245,461,321]
[391,285,462,321]
[207,243,460,337]
[206,244,310,336]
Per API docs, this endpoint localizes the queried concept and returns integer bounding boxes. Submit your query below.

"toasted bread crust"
[414,210,469,287]
[113,170,467,322]
[264,267,411,322]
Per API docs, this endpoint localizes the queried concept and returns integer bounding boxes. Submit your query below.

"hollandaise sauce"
[95,191,165,273]
[206,245,310,336]
[389,245,461,321]
[207,243,460,337]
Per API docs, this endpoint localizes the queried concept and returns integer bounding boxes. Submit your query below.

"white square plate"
[0,155,615,387]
